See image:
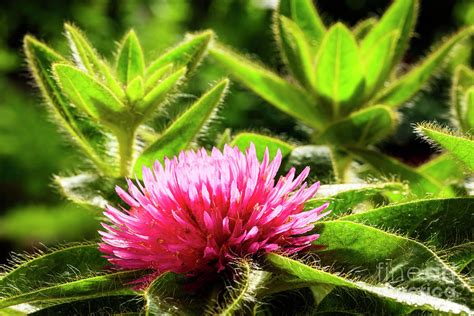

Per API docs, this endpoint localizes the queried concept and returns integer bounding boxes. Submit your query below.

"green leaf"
[23,36,112,174]
[305,182,406,218]
[319,106,396,146]
[125,76,144,104]
[350,148,443,196]
[64,24,123,98]
[465,87,474,132]
[134,79,229,175]
[267,253,472,314]
[116,30,145,85]
[451,65,474,132]
[53,64,125,123]
[342,197,473,248]
[417,124,474,171]
[417,153,464,184]
[353,17,377,42]
[283,145,336,184]
[209,44,329,130]
[314,23,364,116]
[230,132,294,161]
[144,63,173,92]
[375,27,474,108]
[146,30,213,76]
[361,31,399,98]
[138,67,186,114]
[278,0,326,49]
[441,243,473,273]
[144,272,203,316]
[276,16,314,88]
[361,0,418,72]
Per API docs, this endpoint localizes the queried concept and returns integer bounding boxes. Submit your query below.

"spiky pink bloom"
[99,144,329,281]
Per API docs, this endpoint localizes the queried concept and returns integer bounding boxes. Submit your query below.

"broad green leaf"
[451,65,474,132]
[305,182,406,218]
[116,30,145,85]
[314,23,364,116]
[138,67,186,114]
[53,64,125,122]
[146,30,213,76]
[64,24,123,98]
[209,44,329,130]
[283,145,336,184]
[417,153,464,184]
[144,272,203,316]
[362,31,399,97]
[23,36,112,174]
[230,132,294,161]
[30,295,143,316]
[278,0,326,49]
[0,244,107,300]
[375,27,474,107]
[342,197,473,248]
[353,17,377,42]
[206,260,269,316]
[417,124,474,171]
[267,253,472,314]
[313,221,472,306]
[134,79,229,175]
[125,76,144,104]
[350,148,442,196]
[276,16,314,88]
[54,173,122,209]
[319,106,396,146]
[441,243,473,273]
[361,0,418,71]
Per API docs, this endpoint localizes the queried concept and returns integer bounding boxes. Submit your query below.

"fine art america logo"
[376,260,460,299]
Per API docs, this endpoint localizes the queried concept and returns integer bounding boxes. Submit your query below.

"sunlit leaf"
[417,153,464,184]
[134,79,229,175]
[314,23,364,116]
[116,30,145,85]
[230,132,294,161]
[451,65,474,132]
[125,76,144,104]
[353,17,377,42]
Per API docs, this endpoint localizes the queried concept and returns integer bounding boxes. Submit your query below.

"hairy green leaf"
[353,17,377,42]
[305,182,406,218]
[319,106,396,146]
[53,64,125,123]
[417,153,464,184]
[209,44,328,130]
[116,30,145,85]
[350,148,443,196]
[283,145,336,184]
[361,0,417,72]
[417,124,474,171]
[144,63,173,92]
[267,253,471,314]
[230,132,294,161]
[23,36,112,174]
[375,27,474,108]
[441,243,473,274]
[125,76,144,104]
[314,23,364,116]
[134,79,229,175]
[146,30,213,76]
[451,65,474,132]
[342,197,473,247]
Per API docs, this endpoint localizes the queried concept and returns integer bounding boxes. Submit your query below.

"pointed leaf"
[278,0,326,49]
[230,132,294,160]
[465,87,474,131]
[283,145,336,184]
[417,124,474,171]
[342,197,473,247]
[53,64,125,122]
[276,15,314,88]
[125,76,144,104]
[314,23,364,116]
[353,17,377,42]
[144,63,173,92]
[146,30,213,76]
[417,153,464,184]
[210,44,329,130]
[267,253,472,314]
[23,36,112,174]
[361,0,418,71]
[64,24,123,98]
[350,148,443,196]
[319,105,396,146]
[375,27,474,107]
[134,79,229,175]
[451,65,474,132]
[116,30,145,85]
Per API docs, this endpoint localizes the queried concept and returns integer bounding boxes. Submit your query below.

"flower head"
[99,144,329,281]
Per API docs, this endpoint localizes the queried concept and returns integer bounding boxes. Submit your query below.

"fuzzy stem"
[116,127,136,177]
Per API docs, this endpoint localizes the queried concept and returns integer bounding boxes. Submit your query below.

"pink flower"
[99,144,329,282]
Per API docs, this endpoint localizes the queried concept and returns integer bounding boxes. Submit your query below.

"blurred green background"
[0,0,472,262]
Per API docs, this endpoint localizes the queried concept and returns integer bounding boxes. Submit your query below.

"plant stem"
[117,127,136,177]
